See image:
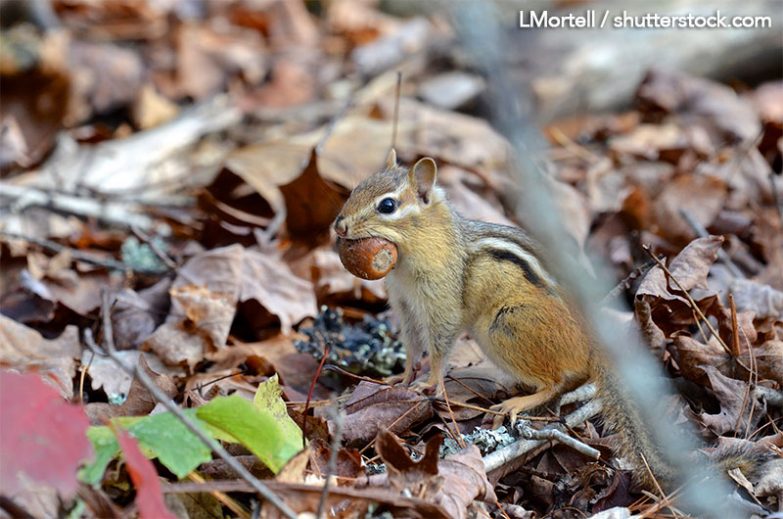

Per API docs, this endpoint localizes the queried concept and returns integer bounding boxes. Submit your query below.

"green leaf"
[79,426,119,486]
[79,411,215,484]
[253,375,303,446]
[128,410,212,479]
[196,394,301,473]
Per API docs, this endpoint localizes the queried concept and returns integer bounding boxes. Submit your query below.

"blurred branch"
[0,183,159,232]
[451,4,738,516]
[0,230,166,275]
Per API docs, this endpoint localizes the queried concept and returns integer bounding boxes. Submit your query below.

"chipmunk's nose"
[334,216,348,237]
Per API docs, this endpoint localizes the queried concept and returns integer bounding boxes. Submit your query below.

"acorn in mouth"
[336,237,398,280]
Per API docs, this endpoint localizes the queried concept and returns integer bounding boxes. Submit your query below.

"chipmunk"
[332,149,764,491]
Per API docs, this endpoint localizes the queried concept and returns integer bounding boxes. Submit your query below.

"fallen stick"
[482,398,603,473]
[0,182,160,232]
[0,231,165,274]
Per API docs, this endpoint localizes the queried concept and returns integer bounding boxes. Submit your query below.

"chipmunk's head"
[333,149,444,245]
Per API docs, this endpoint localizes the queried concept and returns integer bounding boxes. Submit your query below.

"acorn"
[337,237,398,280]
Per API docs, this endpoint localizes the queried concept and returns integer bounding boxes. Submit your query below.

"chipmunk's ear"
[409,157,437,204]
[385,148,397,169]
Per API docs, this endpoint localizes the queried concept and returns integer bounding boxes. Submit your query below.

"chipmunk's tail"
[589,353,772,492]
[589,355,678,489]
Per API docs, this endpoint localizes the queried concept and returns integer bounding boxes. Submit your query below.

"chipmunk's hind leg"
[491,385,562,427]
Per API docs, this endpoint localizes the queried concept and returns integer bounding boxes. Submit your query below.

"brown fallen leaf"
[145,284,236,368]
[308,438,363,481]
[238,248,317,334]
[635,236,725,337]
[68,39,144,121]
[339,382,433,446]
[296,244,386,305]
[746,340,783,386]
[279,149,350,244]
[111,280,171,350]
[438,166,513,227]
[730,279,783,321]
[700,366,767,436]
[144,245,315,366]
[0,314,80,398]
[379,97,509,177]
[637,69,761,145]
[653,174,728,243]
[85,355,177,425]
[376,430,497,519]
[176,22,266,101]
[637,236,723,301]
[674,335,730,386]
[609,123,688,161]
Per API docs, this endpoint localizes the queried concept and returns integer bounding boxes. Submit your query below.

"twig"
[0,231,162,275]
[130,226,178,271]
[161,480,450,518]
[559,383,597,406]
[85,291,297,519]
[482,398,603,473]
[678,209,744,278]
[317,405,344,519]
[515,422,600,459]
[322,364,392,386]
[440,381,468,449]
[0,182,158,231]
[188,472,249,519]
[391,71,402,150]
[303,330,332,449]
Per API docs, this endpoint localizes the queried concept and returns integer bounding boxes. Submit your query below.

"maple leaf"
[0,371,92,499]
[116,429,176,519]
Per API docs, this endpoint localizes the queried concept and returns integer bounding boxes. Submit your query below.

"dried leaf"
[653,174,728,243]
[279,149,350,244]
[700,366,767,435]
[0,314,80,398]
[239,248,317,334]
[730,279,783,321]
[341,382,433,446]
[377,430,497,519]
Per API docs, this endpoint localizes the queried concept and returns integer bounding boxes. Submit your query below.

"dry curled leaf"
[376,430,497,519]
[0,314,80,398]
[340,382,433,446]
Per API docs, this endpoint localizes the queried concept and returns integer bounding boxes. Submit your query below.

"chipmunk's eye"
[377,197,397,214]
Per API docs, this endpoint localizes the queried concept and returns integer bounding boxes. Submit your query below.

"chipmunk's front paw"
[409,378,440,396]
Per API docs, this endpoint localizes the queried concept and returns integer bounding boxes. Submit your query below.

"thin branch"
[515,423,600,459]
[0,182,158,231]
[391,71,402,150]
[130,225,178,271]
[85,291,297,519]
[317,405,344,519]
[482,398,603,473]
[559,382,597,406]
[0,231,163,275]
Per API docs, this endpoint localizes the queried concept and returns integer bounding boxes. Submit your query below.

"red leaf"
[116,429,176,519]
[0,370,92,498]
